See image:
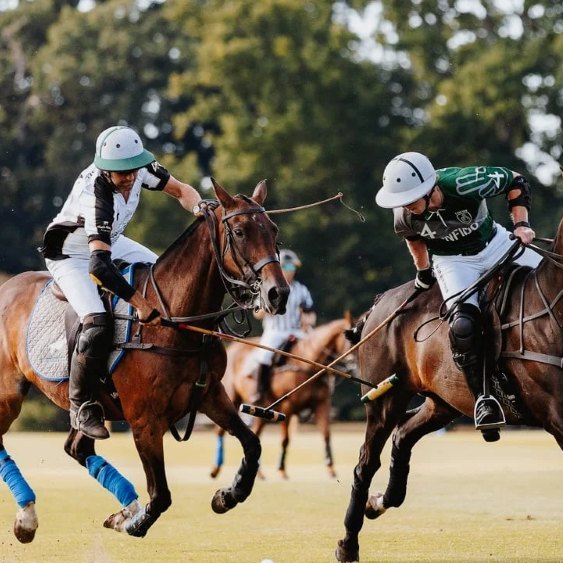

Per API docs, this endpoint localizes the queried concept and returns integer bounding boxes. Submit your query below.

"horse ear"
[211,177,235,208]
[344,309,354,327]
[251,179,267,205]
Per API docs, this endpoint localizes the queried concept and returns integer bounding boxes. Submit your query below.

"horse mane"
[155,216,202,264]
[345,293,384,344]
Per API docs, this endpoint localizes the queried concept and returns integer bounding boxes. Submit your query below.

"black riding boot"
[449,303,505,442]
[460,360,505,435]
[69,313,112,440]
[251,363,271,404]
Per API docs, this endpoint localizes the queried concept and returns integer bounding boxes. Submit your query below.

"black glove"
[138,308,161,325]
[414,267,436,290]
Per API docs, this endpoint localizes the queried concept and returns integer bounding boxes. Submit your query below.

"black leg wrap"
[383,443,411,508]
[343,479,369,535]
[231,457,259,503]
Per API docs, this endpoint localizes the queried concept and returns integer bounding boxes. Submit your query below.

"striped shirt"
[262,280,314,332]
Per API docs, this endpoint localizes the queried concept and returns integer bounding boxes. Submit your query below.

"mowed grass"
[0,424,561,562]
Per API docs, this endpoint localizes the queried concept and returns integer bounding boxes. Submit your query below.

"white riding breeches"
[45,229,157,321]
[432,224,542,310]
[255,328,306,365]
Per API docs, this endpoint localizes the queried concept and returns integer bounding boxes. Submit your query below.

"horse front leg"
[366,398,459,520]
[200,384,261,514]
[125,425,170,537]
[336,394,409,563]
[277,417,290,479]
[315,395,336,478]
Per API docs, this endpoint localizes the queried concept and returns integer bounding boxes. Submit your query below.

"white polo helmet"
[94,126,155,171]
[279,249,302,267]
[375,152,436,208]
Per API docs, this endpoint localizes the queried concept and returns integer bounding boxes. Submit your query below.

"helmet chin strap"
[413,185,436,216]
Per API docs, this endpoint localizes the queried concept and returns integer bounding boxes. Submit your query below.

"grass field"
[0,424,561,562]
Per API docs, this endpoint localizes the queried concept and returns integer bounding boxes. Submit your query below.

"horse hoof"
[278,469,288,480]
[210,466,221,479]
[211,488,237,514]
[365,493,386,520]
[335,539,359,562]
[14,502,38,544]
[327,465,337,479]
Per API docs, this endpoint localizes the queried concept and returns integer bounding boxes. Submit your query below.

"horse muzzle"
[260,281,289,315]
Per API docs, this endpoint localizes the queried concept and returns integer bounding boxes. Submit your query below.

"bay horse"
[336,214,563,562]
[0,179,289,543]
[210,316,354,479]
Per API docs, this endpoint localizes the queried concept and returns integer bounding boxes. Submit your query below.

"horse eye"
[234,228,244,238]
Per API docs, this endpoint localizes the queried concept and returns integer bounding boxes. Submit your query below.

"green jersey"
[393,166,514,255]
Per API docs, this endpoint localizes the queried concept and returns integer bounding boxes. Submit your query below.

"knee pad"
[77,313,113,359]
[448,303,482,357]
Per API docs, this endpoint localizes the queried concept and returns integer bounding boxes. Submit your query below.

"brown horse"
[210,316,354,479]
[0,179,289,543]
[336,215,563,562]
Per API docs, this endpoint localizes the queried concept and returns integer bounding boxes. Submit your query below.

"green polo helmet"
[94,126,155,172]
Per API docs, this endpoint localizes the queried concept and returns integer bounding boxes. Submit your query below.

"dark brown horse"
[210,316,354,479]
[336,215,563,562]
[0,179,289,543]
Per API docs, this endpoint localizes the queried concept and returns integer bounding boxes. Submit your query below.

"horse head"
[211,178,289,315]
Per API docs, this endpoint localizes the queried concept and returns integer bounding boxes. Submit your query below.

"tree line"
[1,0,561,322]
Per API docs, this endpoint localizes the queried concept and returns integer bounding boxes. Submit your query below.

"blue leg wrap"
[215,435,224,467]
[86,455,138,507]
[0,449,36,508]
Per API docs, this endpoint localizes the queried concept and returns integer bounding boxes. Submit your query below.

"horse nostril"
[268,286,288,313]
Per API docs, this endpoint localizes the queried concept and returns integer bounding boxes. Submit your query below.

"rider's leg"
[251,363,272,403]
[448,303,505,431]
[69,312,113,440]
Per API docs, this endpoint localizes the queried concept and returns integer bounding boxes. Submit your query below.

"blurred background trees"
[1,0,561,319]
[0,0,561,425]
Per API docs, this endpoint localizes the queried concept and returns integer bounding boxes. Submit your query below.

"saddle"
[26,265,138,388]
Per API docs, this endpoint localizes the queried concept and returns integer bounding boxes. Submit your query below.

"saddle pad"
[26,276,133,382]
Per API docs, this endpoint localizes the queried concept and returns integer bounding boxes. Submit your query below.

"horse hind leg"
[63,429,143,535]
[366,398,458,521]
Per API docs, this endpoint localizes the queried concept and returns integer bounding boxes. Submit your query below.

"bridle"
[204,199,280,308]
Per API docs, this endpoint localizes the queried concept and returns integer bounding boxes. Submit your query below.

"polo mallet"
[241,289,421,421]
[164,320,364,382]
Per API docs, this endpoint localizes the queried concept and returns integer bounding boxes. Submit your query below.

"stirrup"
[71,401,110,440]
[474,395,506,431]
